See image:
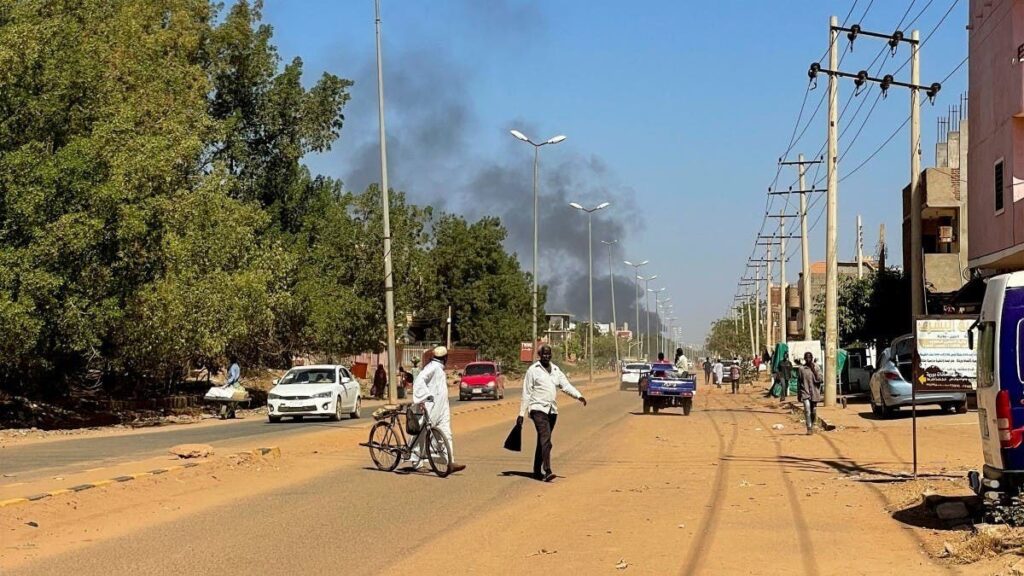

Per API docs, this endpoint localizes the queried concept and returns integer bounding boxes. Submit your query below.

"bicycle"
[360,396,454,477]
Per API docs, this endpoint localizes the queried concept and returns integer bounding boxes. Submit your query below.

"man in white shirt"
[409,346,465,474]
[518,345,587,482]
[712,359,724,388]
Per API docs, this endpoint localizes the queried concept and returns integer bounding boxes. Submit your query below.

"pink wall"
[968,0,1024,268]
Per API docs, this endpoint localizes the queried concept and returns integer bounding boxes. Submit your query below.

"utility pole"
[808,21,942,406]
[909,29,923,317]
[778,155,823,341]
[374,0,398,405]
[766,217,798,346]
[825,15,839,408]
[602,240,620,370]
[446,305,452,350]
[754,264,762,355]
[857,215,864,279]
[569,202,609,387]
[754,236,786,353]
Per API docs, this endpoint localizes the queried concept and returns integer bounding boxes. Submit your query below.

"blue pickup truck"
[639,362,698,415]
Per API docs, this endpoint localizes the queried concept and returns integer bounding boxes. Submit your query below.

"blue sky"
[260,0,969,346]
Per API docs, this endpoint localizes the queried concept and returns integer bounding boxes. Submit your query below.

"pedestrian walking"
[409,346,466,473]
[518,345,587,482]
[729,362,741,394]
[798,352,823,435]
[372,363,387,400]
[703,358,712,385]
[712,359,724,389]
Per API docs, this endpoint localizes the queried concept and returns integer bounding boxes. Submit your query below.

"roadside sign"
[910,315,978,478]
[912,316,977,392]
[519,342,534,363]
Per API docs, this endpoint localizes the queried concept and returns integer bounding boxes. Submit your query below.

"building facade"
[903,107,970,311]
[968,0,1024,272]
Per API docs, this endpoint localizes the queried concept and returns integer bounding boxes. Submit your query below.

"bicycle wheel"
[427,427,454,478]
[368,421,401,472]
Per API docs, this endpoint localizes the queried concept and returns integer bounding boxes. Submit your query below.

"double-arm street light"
[624,260,649,358]
[510,129,567,361]
[637,276,658,360]
[570,201,610,386]
[601,240,620,370]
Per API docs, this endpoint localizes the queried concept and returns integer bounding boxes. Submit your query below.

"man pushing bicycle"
[407,346,466,474]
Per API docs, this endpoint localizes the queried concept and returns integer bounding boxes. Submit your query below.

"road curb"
[0,446,281,510]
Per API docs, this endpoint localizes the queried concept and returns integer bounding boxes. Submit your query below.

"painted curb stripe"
[2,446,278,508]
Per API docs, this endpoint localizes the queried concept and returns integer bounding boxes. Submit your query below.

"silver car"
[868,334,967,418]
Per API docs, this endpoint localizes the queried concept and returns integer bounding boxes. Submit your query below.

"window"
[978,322,996,389]
[995,159,1005,213]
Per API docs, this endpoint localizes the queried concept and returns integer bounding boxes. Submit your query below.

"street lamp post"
[570,201,610,386]
[374,0,398,404]
[510,130,566,362]
[637,276,658,360]
[601,240,620,370]
[624,260,649,359]
[648,287,666,358]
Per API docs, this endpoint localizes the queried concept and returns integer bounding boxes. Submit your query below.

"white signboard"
[914,317,977,392]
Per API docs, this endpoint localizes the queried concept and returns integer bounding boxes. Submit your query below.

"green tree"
[429,215,536,366]
[810,267,909,348]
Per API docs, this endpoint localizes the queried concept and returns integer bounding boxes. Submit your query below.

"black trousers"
[530,410,558,475]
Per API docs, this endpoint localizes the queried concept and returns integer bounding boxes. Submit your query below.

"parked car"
[868,335,967,418]
[620,362,650,391]
[267,365,362,423]
[458,361,504,401]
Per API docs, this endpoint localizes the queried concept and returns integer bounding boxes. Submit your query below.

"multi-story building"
[967,0,1024,273]
[903,106,970,312]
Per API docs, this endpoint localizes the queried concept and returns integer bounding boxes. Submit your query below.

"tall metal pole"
[603,241,620,370]
[532,146,540,359]
[765,244,774,353]
[747,296,755,357]
[587,212,594,385]
[824,15,840,407]
[374,0,398,404]
[755,265,761,356]
[780,218,788,346]
[857,215,864,279]
[645,282,652,359]
[910,29,923,318]
[799,155,812,341]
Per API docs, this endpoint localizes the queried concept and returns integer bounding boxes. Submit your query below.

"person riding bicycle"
[408,346,466,474]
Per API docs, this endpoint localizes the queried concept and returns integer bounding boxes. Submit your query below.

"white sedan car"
[620,362,650,391]
[267,365,362,423]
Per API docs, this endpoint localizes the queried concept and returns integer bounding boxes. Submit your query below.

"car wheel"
[642,397,650,414]
[683,398,692,416]
[350,396,362,419]
[330,397,343,422]
[956,400,968,414]
[268,415,282,423]
[880,398,896,418]
[870,401,883,417]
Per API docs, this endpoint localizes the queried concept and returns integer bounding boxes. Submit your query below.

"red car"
[458,361,505,401]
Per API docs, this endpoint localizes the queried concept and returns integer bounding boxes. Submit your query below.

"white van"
[969,272,1024,515]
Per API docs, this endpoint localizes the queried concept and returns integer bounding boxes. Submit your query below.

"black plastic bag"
[503,422,522,452]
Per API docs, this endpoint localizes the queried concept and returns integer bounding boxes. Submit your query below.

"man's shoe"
[449,463,467,474]
[543,472,557,482]
[806,428,814,435]
[533,470,544,481]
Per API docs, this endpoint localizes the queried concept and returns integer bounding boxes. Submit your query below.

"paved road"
[9,386,625,576]
[0,390,520,480]
[5,382,966,575]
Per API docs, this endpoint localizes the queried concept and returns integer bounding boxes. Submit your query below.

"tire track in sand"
[679,389,740,576]
[723,391,820,576]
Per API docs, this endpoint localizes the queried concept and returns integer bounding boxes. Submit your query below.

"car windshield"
[626,364,648,371]
[464,364,495,376]
[279,369,335,385]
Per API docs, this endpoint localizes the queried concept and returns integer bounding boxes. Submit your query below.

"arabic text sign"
[914,317,977,392]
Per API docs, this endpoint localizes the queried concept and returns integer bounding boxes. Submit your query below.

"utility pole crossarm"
[768,188,827,195]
